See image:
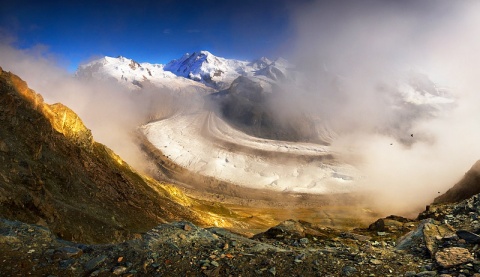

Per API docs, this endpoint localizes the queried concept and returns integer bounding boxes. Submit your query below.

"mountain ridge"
[76,51,291,91]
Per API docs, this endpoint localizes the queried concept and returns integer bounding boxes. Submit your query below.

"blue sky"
[0,0,302,71]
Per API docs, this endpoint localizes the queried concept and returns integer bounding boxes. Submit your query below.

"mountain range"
[76,51,455,144]
[76,50,293,91]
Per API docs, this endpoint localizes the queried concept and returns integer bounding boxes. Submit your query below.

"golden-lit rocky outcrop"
[0,67,242,243]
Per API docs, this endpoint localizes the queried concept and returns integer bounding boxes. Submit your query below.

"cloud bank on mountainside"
[282,0,480,213]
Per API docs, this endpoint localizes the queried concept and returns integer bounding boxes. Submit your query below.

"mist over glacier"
[1,0,480,215]
[282,0,480,213]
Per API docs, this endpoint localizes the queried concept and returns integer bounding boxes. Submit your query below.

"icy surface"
[142,111,359,194]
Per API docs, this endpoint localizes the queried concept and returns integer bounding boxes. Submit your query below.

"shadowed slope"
[434,160,480,204]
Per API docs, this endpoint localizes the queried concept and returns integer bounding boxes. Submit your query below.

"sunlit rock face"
[47,103,93,149]
[0,67,218,243]
[6,68,93,149]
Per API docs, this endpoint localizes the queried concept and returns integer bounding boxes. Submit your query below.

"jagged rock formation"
[0,67,233,243]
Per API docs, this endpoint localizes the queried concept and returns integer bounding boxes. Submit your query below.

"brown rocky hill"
[434,160,480,204]
[0,67,236,243]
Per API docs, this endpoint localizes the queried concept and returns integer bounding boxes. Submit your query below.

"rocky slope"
[3,191,480,276]
[434,160,480,204]
[0,67,245,244]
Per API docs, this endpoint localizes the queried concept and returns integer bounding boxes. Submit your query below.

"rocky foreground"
[2,192,480,277]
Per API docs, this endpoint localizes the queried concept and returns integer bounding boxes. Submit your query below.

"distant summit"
[76,51,292,91]
[76,55,212,93]
[164,51,291,89]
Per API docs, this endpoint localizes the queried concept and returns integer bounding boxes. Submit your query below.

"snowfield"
[142,111,360,194]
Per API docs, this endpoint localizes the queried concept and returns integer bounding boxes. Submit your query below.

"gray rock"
[404,271,416,277]
[396,219,433,251]
[294,253,305,263]
[269,267,276,276]
[84,255,107,272]
[416,271,437,276]
[58,246,83,258]
[211,260,219,267]
[58,259,74,269]
[342,265,357,276]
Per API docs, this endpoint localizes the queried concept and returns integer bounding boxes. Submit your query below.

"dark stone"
[456,230,480,244]
[84,255,108,272]
[58,246,83,258]
[58,259,75,269]
[0,140,9,152]
[342,265,357,276]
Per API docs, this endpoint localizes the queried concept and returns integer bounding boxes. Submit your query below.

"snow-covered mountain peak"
[164,50,270,89]
[76,51,298,91]
[76,55,212,92]
[248,57,272,70]
[271,57,290,68]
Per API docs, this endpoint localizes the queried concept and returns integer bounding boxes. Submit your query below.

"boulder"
[435,247,473,268]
